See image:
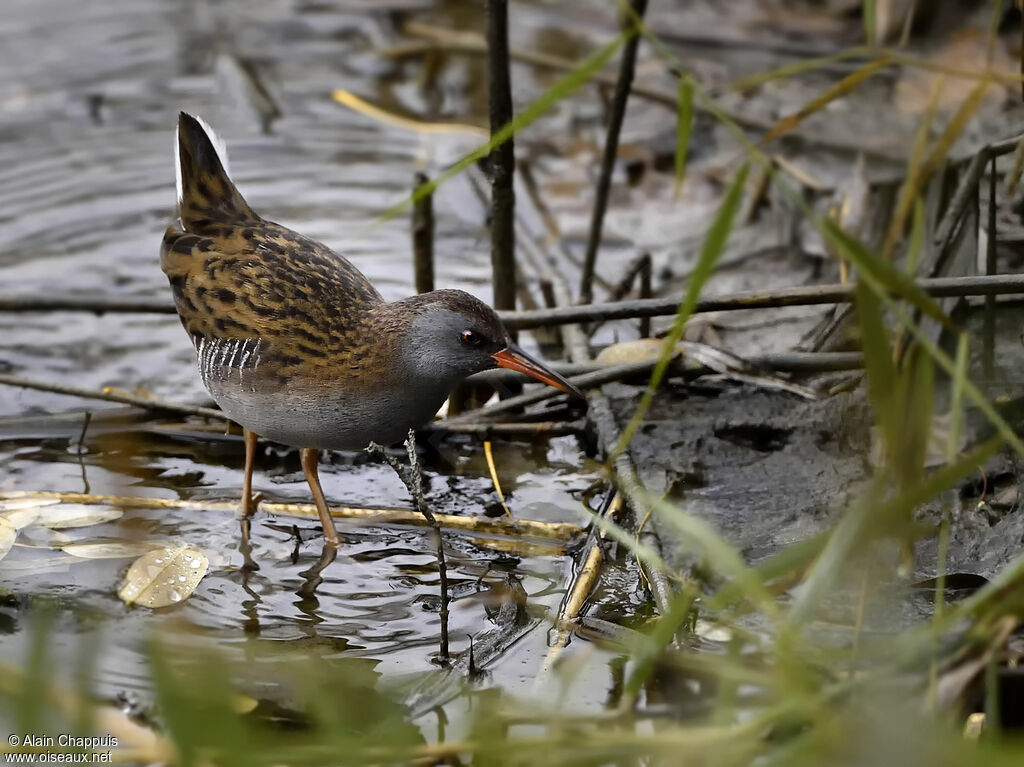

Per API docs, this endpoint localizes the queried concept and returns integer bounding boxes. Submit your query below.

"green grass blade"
[855,280,897,453]
[863,0,877,46]
[729,47,870,93]
[372,33,627,225]
[762,59,888,145]
[823,219,954,330]
[581,502,670,573]
[673,77,694,200]
[888,299,1024,457]
[906,194,926,273]
[787,436,1003,628]
[894,345,935,486]
[612,162,750,459]
[647,493,780,620]
[622,587,697,699]
[710,530,832,610]
[948,332,969,462]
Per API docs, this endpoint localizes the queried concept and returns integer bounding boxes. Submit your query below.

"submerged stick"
[0,490,581,542]
[579,0,648,305]
[542,492,625,673]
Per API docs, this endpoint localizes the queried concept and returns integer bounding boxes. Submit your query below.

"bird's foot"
[239,491,264,518]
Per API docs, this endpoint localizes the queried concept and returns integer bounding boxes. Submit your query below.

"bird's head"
[391,289,582,397]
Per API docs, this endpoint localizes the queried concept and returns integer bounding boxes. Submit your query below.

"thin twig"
[487,0,517,324]
[423,419,585,437]
[0,373,224,420]
[397,21,909,160]
[931,135,1021,272]
[469,351,864,383]
[0,490,581,542]
[501,273,1024,329]
[579,0,648,305]
[6,274,1024,330]
[0,296,176,314]
[591,252,653,337]
[412,171,435,294]
[0,351,860,431]
[638,255,652,338]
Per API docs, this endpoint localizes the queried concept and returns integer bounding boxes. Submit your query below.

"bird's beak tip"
[491,347,584,398]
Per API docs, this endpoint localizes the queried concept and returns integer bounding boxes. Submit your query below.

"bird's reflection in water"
[237,516,262,636]
[295,540,339,626]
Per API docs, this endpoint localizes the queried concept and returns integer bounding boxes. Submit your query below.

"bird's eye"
[460,329,484,346]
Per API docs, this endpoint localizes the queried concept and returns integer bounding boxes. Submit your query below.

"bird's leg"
[367,429,449,662]
[238,429,264,573]
[300,448,340,547]
[240,428,264,517]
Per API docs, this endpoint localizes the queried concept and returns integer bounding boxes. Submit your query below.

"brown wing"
[160,219,384,379]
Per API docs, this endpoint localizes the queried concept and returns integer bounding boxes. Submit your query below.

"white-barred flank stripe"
[193,336,261,387]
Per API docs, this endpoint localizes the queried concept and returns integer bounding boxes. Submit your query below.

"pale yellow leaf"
[0,496,61,511]
[0,507,40,530]
[0,517,16,562]
[118,545,209,608]
[595,339,666,364]
[35,504,123,529]
[62,540,160,560]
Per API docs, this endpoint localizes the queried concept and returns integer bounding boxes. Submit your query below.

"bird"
[161,112,582,547]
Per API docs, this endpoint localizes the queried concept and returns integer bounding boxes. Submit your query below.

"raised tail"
[175,112,257,230]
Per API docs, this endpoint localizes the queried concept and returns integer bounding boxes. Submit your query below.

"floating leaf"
[1,507,41,530]
[0,496,60,531]
[62,540,161,560]
[0,517,16,562]
[0,495,61,512]
[34,504,123,529]
[0,553,76,575]
[118,545,209,608]
[15,526,72,549]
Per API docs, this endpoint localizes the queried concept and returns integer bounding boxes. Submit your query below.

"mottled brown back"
[161,112,386,385]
